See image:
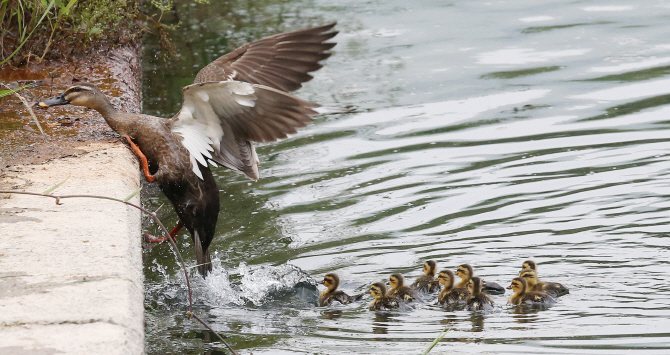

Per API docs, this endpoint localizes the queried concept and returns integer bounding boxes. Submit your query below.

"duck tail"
[194,231,213,277]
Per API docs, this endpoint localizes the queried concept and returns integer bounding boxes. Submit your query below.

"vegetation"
[0,0,208,66]
[0,0,141,65]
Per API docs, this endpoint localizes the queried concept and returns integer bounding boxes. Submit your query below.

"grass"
[423,328,450,354]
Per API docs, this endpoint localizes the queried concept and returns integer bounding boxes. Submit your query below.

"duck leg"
[124,135,157,183]
[144,220,183,243]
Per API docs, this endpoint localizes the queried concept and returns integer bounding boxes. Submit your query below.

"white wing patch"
[172,81,258,180]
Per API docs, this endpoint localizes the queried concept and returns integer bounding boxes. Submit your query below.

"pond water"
[142,0,670,354]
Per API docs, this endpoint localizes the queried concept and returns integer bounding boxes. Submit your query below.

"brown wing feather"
[194,23,338,92]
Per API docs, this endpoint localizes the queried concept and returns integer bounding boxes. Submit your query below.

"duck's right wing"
[194,23,337,92]
[170,81,318,180]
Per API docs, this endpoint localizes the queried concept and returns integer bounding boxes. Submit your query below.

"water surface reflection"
[143,0,670,353]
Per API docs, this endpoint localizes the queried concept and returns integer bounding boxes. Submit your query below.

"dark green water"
[142,1,670,353]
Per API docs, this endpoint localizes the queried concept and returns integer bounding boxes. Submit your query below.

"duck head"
[519,268,539,289]
[322,273,340,292]
[39,83,112,112]
[389,273,405,291]
[423,260,437,277]
[370,282,387,300]
[522,260,537,272]
[437,270,455,290]
[507,276,528,296]
[468,276,484,296]
[456,264,473,283]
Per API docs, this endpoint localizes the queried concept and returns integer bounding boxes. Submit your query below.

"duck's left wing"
[170,81,318,180]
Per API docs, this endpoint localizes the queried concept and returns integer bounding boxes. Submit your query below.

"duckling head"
[423,260,437,277]
[437,270,455,289]
[389,273,405,290]
[468,276,484,296]
[39,83,109,111]
[322,273,340,292]
[522,260,536,272]
[370,282,387,300]
[519,268,539,289]
[507,277,528,296]
[456,264,473,282]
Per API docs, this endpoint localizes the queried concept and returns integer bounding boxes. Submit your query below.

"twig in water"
[0,189,238,355]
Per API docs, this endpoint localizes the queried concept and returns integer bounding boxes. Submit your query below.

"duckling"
[437,270,470,304]
[455,264,505,295]
[520,260,569,297]
[507,277,556,306]
[465,277,494,311]
[411,260,440,293]
[369,282,399,311]
[388,273,418,302]
[519,267,569,297]
[319,273,364,307]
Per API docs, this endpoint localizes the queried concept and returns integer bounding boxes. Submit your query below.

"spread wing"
[194,23,338,92]
[170,81,318,180]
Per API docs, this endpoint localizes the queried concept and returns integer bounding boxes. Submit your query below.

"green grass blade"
[123,186,142,202]
[0,83,34,99]
[1,0,56,65]
[422,328,450,355]
[42,176,69,195]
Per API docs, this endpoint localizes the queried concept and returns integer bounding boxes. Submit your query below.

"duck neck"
[89,95,132,136]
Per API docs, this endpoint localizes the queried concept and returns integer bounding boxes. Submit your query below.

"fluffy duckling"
[319,273,363,307]
[437,270,470,304]
[519,267,569,297]
[465,277,495,311]
[455,264,505,295]
[388,273,418,302]
[507,277,556,306]
[411,260,441,293]
[369,282,399,311]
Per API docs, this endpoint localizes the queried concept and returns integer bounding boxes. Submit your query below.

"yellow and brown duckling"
[411,260,441,293]
[388,273,418,302]
[437,270,470,304]
[369,282,399,311]
[520,260,569,297]
[465,277,495,311]
[319,273,363,307]
[507,277,556,306]
[455,264,505,295]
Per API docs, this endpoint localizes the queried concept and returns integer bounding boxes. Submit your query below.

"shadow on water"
[142,0,670,353]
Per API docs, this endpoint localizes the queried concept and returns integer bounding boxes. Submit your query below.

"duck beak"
[39,95,69,107]
[506,285,512,289]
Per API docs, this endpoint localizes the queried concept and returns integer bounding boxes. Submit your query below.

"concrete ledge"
[0,143,143,355]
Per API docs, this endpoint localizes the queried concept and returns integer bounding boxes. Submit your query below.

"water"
[142,0,670,353]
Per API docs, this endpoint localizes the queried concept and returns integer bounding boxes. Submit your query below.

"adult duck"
[39,24,338,276]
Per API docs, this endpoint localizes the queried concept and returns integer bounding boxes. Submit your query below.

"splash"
[149,258,319,308]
